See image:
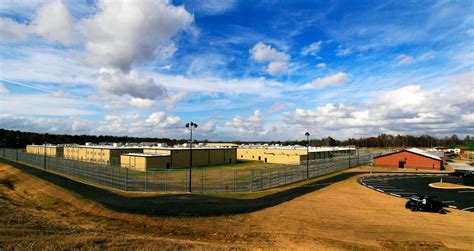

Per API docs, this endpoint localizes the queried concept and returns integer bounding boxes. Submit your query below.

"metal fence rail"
[0,148,374,193]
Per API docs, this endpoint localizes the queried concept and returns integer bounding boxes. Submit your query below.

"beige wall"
[64,146,142,165]
[140,148,237,169]
[237,148,352,164]
[26,145,64,157]
[120,155,171,171]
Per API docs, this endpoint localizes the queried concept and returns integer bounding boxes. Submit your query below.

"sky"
[0,0,473,141]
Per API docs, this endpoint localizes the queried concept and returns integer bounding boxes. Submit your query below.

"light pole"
[43,133,48,170]
[16,136,19,161]
[305,132,310,179]
[2,139,5,157]
[185,122,198,192]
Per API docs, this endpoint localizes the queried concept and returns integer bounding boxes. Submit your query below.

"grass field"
[1,162,473,249]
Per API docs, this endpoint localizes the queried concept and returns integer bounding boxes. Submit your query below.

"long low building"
[121,153,171,171]
[64,145,143,166]
[140,147,237,169]
[373,148,444,170]
[237,146,355,164]
[26,144,64,157]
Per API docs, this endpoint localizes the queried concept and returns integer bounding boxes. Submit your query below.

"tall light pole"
[305,132,310,179]
[185,122,198,192]
[43,133,48,170]
[2,139,6,157]
[16,136,19,161]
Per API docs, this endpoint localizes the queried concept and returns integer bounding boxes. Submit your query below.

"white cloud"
[317,63,326,69]
[0,47,96,85]
[129,98,156,108]
[465,28,474,37]
[79,0,194,71]
[33,0,79,45]
[335,46,352,57]
[0,111,183,136]
[269,102,295,114]
[285,73,474,138]
[396,54,414,65]
[301,41,322,56]
[302,72,351,89]
[250,42,289,62]
[150,73,285,97]
[200,121,217,133]
[225,110,268,135]
[160,64,173,71]
[0,18,31,43]
[0,83,9,94]
[396,52,435,65]
[97,68,168,101]
[266,61,288,75]
[145,112,181,128]
[0,0,79,45]
[188,0,237,15]
[0,93,96,116]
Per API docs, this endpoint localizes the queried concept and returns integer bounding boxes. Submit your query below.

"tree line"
[0,128,472,149]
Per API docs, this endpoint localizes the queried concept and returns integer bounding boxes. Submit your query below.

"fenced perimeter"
[0,148,374,193]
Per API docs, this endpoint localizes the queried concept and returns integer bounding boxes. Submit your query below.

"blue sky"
[0,0,473,141]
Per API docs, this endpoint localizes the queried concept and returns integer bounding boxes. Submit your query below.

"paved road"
[1,158,361,217]
[450,162,474,171]
[359,174,474,212]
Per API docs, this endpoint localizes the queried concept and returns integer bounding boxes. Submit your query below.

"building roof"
[123,153,169,157]
[145,147,235,151]
[65,145,143,150]
[406,148,441,160]
[27,144,63,148]
[239,146,355,153]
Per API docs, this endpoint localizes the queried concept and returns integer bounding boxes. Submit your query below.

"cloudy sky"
[0,0,473,141]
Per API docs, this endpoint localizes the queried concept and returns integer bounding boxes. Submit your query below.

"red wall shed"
[373,149,443,170]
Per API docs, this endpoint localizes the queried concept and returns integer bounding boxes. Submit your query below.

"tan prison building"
[121,147,237,171]
[26,144,64,157]
[64,145,143,166]
[237,146,355,164]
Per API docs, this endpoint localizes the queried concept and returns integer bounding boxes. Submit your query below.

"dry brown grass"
[1,162,473,250]
[429,182,474,189]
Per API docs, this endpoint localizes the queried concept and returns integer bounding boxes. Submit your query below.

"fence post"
[125,168,128,191]
[251,169,254,192]
[220,166,223,191]
[203,168,206,193]
[165,170,168,192]
[201,168,204,193]
[233,169,236,192]
[357,149,360,166]
[145,170,148,192]
[348,154,351,168]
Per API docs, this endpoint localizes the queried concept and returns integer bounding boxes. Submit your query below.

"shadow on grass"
[1,158,360,217]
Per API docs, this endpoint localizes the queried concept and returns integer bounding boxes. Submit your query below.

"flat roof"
[27,145,63,148]
[65,145,143,150]
[239,146,355,153]
[144,147,236,151]
[123,153,169,157]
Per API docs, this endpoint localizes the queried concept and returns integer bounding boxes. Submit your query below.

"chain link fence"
[0,148,375,193]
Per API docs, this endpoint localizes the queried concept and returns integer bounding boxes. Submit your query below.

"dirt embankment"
[1,163,473,250]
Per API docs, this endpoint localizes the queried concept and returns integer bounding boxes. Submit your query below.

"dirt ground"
[1,163,473,250]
